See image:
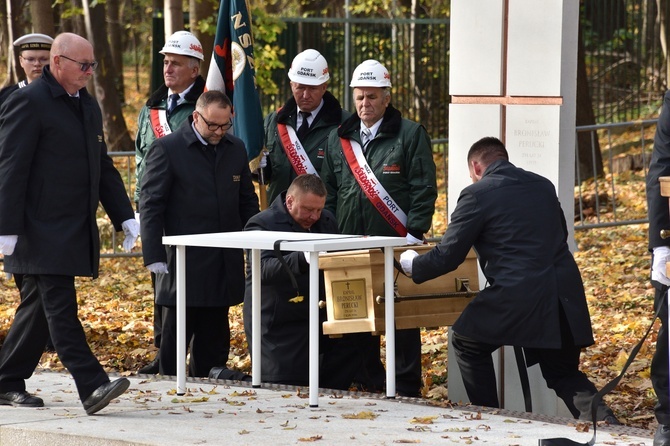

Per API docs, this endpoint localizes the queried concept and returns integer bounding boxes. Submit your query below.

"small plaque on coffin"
[319,245,479,335]
[330,279,368,320]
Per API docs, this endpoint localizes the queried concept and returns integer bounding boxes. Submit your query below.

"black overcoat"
[647,90,670,251]
[412,160,595,349]
[0,66,133,278]
[140,119,259,307]
[242,193,340,384]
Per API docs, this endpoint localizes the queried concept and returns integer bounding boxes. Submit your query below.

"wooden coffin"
[319,245,479,335]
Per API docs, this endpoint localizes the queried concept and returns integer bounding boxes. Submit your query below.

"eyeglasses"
[196,111,232,132]
[21,56,49,65]
[59,54,99,72]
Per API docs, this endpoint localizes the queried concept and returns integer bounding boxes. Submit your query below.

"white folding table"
[161,231,406,406]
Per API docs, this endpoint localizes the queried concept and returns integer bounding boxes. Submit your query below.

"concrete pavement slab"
[0,369,655,446]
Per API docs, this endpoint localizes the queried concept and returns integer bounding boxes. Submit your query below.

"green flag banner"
[205,0,264,162]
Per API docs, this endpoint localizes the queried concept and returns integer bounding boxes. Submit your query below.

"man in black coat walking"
[646,90,670,446]
[0,33,139,415]
[400,136,618,423]
[140,90,259,378]
[243,174,360,389]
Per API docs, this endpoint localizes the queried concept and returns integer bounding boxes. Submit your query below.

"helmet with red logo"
[160,31,204,61]
[288,49,330,86]
[350,59,392,88]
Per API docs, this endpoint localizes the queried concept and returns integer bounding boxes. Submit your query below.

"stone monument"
[446,0,579,417]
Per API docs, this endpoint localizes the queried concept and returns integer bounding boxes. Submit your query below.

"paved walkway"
[0,369,655,446]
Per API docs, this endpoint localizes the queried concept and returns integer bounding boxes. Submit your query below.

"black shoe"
[83,378,129,415]
[655,424,670,446]
[138,357,159,374]
[396,389,421,398]
[209,367,252,382]
[602,414,621,425]
[0,390,44,408]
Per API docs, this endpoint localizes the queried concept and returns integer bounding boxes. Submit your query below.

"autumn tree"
[106,0,125,102]
[164,0,183,37]
[83,0,133,150]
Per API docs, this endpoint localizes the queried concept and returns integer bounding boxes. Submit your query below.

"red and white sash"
[277,123,319,176]
[149,109,173,139]
[340,137,408,236]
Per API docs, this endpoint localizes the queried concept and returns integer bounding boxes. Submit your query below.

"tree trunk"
[30,0,55,36]
[83,0,134,151]
[4,0,22,87]
[659,0,670,88]
[576,18,604,183]
[190,0,217,79]
[164,0,182,39]
[106,0,125,103]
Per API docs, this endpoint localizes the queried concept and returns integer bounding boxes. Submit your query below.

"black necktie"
[361,128,372,151]
[69,96,81,113]
[296,111,311,141]
[168,93,180,115]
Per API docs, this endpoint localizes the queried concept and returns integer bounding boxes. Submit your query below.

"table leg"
[309,251,319,407]
[176,245,186,395]
[384,246,396,398]
[251,249,261,387]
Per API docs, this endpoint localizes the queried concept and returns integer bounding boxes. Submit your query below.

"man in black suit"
[140,90,259,377]
[400,136,618,423]
[0,33,138,414]
[646,90,670,446]
[243,174,360,389]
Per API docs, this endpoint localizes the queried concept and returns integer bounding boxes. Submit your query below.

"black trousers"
[150,272,162,348]
[159,305,230,378]
[356,327,423,397]
[13,273,54,350]
[0,274,108,401]
[652,285,670,425]
[451,326,615,421]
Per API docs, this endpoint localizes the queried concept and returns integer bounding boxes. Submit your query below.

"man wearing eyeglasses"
[0,33,138,414]
[0,33,53,107]
[134,31,206,374]
[139,90,259,378]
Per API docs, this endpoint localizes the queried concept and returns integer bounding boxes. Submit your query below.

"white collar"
[361,118,383,139]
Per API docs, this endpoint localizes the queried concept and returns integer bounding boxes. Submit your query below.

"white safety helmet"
[160,31,204,61]
[349,59,392,88]
[288,49,330,86]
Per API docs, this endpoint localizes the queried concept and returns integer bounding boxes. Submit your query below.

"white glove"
[134,212,141,226]
[0,235,18,255]
[303,251,326,264]
[147,262,169,274]
[259,151,268,168]
[406,233,423,245]
[652,246,670,286]
[121,218,140,252]
[399,249,419,276]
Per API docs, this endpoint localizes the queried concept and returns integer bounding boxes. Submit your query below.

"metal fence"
[259,17,450,143]
[574,119,656,230]
[257,3,669,141]
[101,120,655,257]
[582,0,667,123]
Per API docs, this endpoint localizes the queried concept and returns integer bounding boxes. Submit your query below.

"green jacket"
[134,76,206,206]
[262,91,350,205]
[321,105,437,239]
